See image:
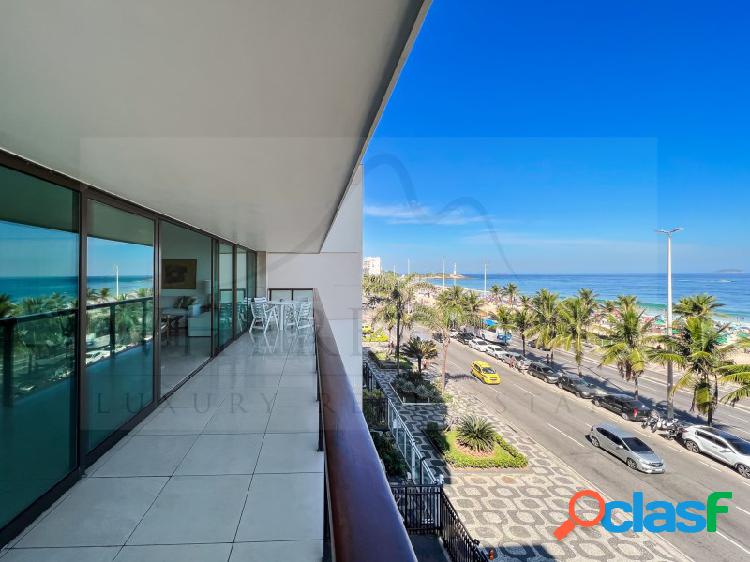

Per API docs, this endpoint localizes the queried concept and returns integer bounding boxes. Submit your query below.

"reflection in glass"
[85,200,154,451]
[0,166,78,527]
[159,222,212,394]
[235,248,247,334]
[214,242,234,351]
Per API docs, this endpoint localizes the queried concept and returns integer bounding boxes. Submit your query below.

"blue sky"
[363,0,750,274]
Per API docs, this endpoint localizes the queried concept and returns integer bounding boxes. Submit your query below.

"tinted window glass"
[86,200,154,451]
[727,437,750,454]
[0,166,79,527]
[623,437,651,452]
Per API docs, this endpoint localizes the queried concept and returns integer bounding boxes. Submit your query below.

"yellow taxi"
[471,361,501,385]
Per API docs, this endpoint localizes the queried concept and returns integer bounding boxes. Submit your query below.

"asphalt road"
[419,330,750,561]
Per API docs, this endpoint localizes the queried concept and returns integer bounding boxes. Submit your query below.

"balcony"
[1,296,418,562]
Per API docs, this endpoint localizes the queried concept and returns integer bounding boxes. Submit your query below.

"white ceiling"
[0,0,427,252]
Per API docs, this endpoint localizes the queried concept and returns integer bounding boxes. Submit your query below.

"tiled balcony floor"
[1,329,323,562]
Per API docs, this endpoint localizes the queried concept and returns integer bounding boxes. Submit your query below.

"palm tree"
[553,296,596,375]
[0,293,14,318]
[368,272,432,375]
[718,363,750,406]
[491,306,514,337]
[86,288,100,303]
[598,298,654,399]
[400,336,438,377]
[651,317,742,425]
[578,288,597,309]
[674,294,724,321]
[489,284,502,303]
[513,307,534,356]
[421,287,481,391]
[528,289,560,361]
[502,283,519,307]
[99,287,112,301]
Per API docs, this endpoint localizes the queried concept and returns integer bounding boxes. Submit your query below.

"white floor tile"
[92,435,196,477]
[16,477,167,547]
[255,433,323,474]
[229,540,323,562]
[175,434,263,475]
[127,475,250,545]
[114,543,232,562]
[235,473,323,541]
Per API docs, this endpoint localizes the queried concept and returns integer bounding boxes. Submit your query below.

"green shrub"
[369,349,413,372]
[456,416,497,452]
[370,431,408,477]
[363,330,388,342]
[424,422,528,469]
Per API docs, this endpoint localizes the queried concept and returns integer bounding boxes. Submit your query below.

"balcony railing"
[313,290,418,562]
[1,296,153,407]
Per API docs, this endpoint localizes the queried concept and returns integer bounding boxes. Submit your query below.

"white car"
[469,339,491,353]
[486,344,506,359]
[681,425,750,478]
[500,351,522,367]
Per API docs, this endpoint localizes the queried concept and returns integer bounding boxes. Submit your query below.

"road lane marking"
[736,505,750,518]
[696,459,722,472]
[546,423,585,448]
[716,530,750,555]
[505,381,536,397]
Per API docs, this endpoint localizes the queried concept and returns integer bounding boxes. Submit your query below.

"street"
[424,331,750,561]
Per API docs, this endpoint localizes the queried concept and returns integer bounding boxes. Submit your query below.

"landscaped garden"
[425,416,528,469]
[390,372,448,404]
[368,349,413,372]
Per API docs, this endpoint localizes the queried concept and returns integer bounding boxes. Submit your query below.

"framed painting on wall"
[162,259,197,289]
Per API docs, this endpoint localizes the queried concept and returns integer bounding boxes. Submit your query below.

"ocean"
[430,273,750,324]
[0,275,153,302]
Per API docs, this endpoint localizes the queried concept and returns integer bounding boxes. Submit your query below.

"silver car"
[589,423,665,474]
[682,425,750,478]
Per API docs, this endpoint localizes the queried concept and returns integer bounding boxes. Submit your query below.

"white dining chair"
[249,301,278,333]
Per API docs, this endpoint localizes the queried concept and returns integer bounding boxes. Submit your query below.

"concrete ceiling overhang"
[0,0,428,252]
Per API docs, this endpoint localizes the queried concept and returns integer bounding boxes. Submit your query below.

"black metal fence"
[391,486,490,562]
[363,361,375,390]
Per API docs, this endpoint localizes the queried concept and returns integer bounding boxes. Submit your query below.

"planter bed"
[424,424,528,469]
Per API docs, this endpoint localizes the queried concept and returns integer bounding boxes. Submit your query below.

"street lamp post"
[656,227,683,420]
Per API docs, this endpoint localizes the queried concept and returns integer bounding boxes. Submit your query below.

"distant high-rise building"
[363,256,382,275]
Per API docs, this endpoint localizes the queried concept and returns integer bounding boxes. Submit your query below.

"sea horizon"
[422,271,750,323]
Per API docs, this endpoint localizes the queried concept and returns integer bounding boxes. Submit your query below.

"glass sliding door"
[159,221,212,394]
[0,166,79,528]
[213,242,233,352]
[235,247,247,335]
[85,200,154,452]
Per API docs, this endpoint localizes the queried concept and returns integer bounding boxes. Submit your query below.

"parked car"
[515,357,531,371]
[528,362,562,383]
[499,351,522,367]
[528,339,551,351]
[681,425,750,478]
[592,393,651,421]
[470,360,501,385]
[457,331,475,344]
[469,339,491,352]
[486,344,507,359]
[589,423,665,473]
[556,374,605,399]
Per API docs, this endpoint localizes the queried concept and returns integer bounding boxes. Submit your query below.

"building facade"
[0,2,430,556]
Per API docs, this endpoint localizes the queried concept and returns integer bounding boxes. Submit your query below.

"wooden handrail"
[313,291,417,562]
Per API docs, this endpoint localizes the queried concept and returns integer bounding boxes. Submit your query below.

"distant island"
[716,269,744,273]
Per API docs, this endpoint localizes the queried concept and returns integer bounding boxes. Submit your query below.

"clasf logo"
[554,489,732,540]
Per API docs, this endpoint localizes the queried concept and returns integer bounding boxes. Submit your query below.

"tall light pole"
[656,227,683,420]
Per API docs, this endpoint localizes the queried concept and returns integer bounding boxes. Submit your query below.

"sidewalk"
[367,358,688,562]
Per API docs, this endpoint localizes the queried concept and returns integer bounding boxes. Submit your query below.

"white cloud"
[364,203,493,226]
